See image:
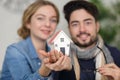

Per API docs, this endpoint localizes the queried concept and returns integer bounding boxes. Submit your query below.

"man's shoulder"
[106,44,120,66]
[106,44,120,54]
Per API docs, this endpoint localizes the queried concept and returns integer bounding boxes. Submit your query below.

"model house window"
[60,47,65,55]
[67,44,70,47]
[55,44,58,47]
[60,38,64,42]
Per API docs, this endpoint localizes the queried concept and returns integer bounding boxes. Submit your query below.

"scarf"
[70,35,114,80]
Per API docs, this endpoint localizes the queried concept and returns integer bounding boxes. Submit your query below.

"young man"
[53,1,120,80]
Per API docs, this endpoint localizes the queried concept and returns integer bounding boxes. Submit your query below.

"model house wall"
[49,30,72,56]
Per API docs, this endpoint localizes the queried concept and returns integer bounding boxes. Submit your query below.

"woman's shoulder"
[6,38,29,56]
[8,39,27,49]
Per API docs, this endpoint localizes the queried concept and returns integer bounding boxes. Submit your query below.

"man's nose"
[79,24,86,32]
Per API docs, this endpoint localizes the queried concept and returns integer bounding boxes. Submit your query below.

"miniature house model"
[49,30,73,56]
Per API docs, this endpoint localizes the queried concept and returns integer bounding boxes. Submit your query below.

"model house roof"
[49,30,73,44]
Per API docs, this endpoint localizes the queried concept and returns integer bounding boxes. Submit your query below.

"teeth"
[80,35,88,40]
[81,35,87,38]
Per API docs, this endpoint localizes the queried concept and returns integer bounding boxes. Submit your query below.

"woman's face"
[27,5,58,41]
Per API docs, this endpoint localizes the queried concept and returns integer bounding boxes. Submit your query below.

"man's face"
[69,9,99,49]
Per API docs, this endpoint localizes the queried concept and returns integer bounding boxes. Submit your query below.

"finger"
[38,49,48,57]
[61,56,72,70]
[53,56,65,71]
[54,50,60,60]
[59,51,64,57]
[37,49,49,60]
[102,63,118,69]
[98,67,120,80]
[61,56,69,65]
[49,50,57,63]
[98,67,112,76]
[46,56,64,71]
[43,58,50,64]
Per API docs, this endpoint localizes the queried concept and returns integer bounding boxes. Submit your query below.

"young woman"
[1,0,59,80]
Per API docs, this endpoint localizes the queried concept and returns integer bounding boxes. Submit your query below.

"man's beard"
[72,32,98,48]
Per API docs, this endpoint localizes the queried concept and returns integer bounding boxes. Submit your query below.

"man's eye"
[85,21,92,25]
[71,23,79,27]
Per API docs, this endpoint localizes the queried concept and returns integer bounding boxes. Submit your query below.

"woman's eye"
[37,17,44,20]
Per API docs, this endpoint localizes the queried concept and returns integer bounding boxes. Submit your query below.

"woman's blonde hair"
[17,0,59,39]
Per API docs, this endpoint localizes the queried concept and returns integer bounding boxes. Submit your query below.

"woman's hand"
[37,50,51,77]
[38,49,72,73]
[37,49,64,76]
[45,54,72,71]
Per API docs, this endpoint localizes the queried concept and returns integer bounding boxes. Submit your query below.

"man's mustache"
[76,32,90,37]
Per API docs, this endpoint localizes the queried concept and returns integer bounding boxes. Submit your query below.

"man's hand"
[98,63,120,80]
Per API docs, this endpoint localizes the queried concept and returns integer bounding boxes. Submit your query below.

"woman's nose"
[45,19,51,27]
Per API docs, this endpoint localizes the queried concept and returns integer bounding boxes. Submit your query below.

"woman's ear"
[26,23,31,29]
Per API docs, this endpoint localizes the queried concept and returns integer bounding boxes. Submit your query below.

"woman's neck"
[31,36,46,51]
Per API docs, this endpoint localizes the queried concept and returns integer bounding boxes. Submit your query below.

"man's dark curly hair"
[63,0,99,23]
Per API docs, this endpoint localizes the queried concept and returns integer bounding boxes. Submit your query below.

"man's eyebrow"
[84,18,93,22]
[70,20,79,24]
